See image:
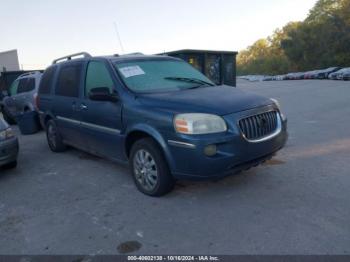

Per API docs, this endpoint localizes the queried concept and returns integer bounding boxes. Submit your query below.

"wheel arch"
[23,103,34,112]
[42,112,56,129]
[124,125,175,170]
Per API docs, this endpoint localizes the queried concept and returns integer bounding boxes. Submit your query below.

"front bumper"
[0,137,19,166]
[165,105,288,180]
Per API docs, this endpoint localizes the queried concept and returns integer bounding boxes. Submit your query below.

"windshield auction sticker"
[119,66,145,78]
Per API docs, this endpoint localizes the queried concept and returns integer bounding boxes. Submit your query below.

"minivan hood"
[138,85,272,115]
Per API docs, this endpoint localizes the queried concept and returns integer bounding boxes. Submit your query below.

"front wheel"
[46,120,66,152]
[3,160,17,169]
[130,138,175,197]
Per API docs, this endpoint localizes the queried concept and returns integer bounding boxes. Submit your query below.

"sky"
[0,0,317,70]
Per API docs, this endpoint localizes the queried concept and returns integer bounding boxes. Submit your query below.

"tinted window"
[17,79,28,94]
[17,78,36,93]
[39,66,56,94]
[114,60,213,93]
[85,61,114,96]
[25,78,35,92]
[9,80,19,96]
[56,63,82,97]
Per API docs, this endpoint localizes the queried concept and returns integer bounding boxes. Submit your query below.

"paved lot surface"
[0,80,350,255]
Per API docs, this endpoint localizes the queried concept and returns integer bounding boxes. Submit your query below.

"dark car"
[298,72,306,80]
[310,70,320,79]
[342,71,350,81]
[329,68,350,80]
[315,67,342,79]
[38,52,288,196]
[0,117,18,169]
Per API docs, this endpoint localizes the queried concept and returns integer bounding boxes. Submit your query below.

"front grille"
[239,111,279,140]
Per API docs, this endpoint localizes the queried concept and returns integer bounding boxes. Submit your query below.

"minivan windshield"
[114,59,215,93]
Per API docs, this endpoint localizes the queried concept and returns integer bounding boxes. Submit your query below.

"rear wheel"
[2,107,16,125]
[130,138,175,197]
[3,160,17,169]
[46,119,66,152]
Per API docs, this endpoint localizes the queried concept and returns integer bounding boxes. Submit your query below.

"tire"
[2,107,16,125]
[130,138,175,197]
[46,119,67,152]
[3,160,17,169]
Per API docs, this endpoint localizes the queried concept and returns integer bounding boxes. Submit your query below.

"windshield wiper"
[164,77,215,87]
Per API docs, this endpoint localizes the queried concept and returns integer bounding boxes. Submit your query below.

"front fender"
[125,124,176,171]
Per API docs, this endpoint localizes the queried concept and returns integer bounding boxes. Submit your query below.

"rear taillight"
[34,93,39,109]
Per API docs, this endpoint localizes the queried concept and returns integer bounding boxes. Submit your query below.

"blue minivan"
[38,52,287,196]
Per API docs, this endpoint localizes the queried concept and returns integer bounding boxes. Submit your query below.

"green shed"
[162,49,238,87]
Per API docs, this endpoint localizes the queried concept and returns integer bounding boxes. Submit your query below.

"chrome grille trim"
[239,111,282,143]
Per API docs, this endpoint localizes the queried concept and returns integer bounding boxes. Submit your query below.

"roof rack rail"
[18,71,41,78]
[52,52,92,64]
[122,52,144,56]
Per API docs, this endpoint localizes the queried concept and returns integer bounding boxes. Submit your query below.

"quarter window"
[9,79,19,96]
[85,61,114,96]
[56,63,82,97]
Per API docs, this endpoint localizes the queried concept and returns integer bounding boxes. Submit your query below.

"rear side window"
[17,79,28,94]
[25,78,35,92]
[56,63,82,97]
[85,61,114,96]
[39,67,56,94]
[17,78,35,93]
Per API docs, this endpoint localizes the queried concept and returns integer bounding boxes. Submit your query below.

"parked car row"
[239,67,350,82]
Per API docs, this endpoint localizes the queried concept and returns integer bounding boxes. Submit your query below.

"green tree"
[237,0,350,75]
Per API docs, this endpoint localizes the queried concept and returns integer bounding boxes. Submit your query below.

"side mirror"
[89,87,118,102]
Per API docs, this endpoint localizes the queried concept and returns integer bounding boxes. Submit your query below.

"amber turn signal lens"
[175,119,189,133]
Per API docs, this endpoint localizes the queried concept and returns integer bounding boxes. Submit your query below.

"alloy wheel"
[133,149,158,191]
[47,124,57,149]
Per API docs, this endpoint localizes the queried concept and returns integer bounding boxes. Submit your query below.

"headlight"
[270,98,281,109]
[0,128,15,141]
[174,113,227,134]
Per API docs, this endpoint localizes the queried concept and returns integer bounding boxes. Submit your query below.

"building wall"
[164,50,237,87]
[0,49,20,72]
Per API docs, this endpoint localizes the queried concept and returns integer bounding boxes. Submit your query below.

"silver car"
[2,71,42,123]
[0,117,18,169]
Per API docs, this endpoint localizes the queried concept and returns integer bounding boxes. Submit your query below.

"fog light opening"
[204,144,217,156]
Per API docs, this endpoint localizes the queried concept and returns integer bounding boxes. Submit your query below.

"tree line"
[237,0,350,75]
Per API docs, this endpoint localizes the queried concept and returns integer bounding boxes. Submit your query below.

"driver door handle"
[80,104,88,110]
